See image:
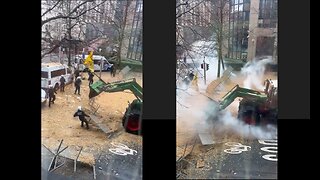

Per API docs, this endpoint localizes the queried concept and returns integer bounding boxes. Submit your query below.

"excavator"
[88,78,142,135]
[207,78,277,126]
[220,79,277,125]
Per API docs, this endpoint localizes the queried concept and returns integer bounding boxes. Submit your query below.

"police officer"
[74,76,82,95]
[48,85,57,107]
[74,69,80,81]
[59,75,66,92]
[73,106,90,129]
[88,71,94,85]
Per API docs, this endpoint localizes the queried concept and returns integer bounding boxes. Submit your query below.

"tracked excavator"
[89,78,142,135]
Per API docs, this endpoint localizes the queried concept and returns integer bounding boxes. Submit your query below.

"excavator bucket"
[89,80,107,99]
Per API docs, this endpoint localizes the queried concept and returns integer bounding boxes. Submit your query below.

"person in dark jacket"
[59,75,66,92]
[73,106,90,129]
[74,76,82,95]
[74,69,80,81]
[48,85,57,107]
[110,65,114,77]
[88,71,94,85]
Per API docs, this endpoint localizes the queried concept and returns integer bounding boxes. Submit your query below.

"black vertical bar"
[143,0,176,179]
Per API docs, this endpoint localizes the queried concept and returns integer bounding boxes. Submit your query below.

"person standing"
[74,69,80,81]
[88,71,94,85]
[110,65,114,77]
[48,85,57,107]
[59,75,66,92]
[74,76,82,95]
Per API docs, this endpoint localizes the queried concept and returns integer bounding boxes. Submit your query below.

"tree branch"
[41,0,62,17]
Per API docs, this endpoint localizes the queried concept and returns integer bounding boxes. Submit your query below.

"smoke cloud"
[241,57,273,90]
[218,110,277,139]
[177,42,277,141]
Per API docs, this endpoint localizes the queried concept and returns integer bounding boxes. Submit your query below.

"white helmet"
[77,76,81,79]
[78,106,82,110]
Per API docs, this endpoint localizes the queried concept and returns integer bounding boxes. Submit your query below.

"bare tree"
[41,0,107,65]
[206,0,230,77]
[176,0,230,80]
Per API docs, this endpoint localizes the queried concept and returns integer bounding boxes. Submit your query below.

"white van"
[41,63,73,90]
[75,55,113,72]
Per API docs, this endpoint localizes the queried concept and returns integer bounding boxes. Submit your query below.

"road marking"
[224,142,251,154]
[261,146,277,153]
[259,139,277,161]
[258,139,277,146]
[262,154,277,161]
[109,142,137,156]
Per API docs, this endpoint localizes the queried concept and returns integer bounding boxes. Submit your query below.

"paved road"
[178,139,277,179]
[41,134,142,180]
[95,141,142,180]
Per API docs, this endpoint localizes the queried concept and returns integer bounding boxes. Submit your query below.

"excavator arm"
[219,85,268,110]
[89,78,143,102]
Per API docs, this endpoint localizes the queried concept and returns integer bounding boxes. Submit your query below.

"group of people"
[46,69,96,129]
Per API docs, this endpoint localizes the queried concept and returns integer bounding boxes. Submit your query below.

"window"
[50,69,65,78]
[228,0,250,60]
[42,71,49,78]
[126,1,143,61]
[258,0,277,28]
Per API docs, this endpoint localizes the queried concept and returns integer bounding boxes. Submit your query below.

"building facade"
[227,0,278,62]
[42,0,143,62]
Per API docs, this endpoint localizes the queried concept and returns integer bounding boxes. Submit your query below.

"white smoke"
[177,41,277,141]
[241,57,273,90]
[183,40,224,93]
[218,111,277,139]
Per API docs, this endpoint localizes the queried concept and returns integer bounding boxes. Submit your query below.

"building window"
[126,0,143,61]
[228,0,250,60]
[258,0,277,28]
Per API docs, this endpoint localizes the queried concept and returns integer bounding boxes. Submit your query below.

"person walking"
[73,106,90,129]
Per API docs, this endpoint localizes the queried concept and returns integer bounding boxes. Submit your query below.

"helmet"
[77,76,81,79]
[78,106,82,110]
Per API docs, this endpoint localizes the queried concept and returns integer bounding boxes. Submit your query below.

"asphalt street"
[178,139,277,179]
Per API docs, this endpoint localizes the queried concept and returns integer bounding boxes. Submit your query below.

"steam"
[177,42,277,141]
[177,89,219,134]
[218,111,277,139]
[183,40,224,93]
[241,57,273,90]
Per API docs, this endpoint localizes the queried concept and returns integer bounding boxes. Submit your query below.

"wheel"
[122,113,141,135]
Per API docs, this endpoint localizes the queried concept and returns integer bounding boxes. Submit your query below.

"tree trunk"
[68,19,72,67]
[117,0,130,68]
[220,1,225,71]
[67,0,72,67]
